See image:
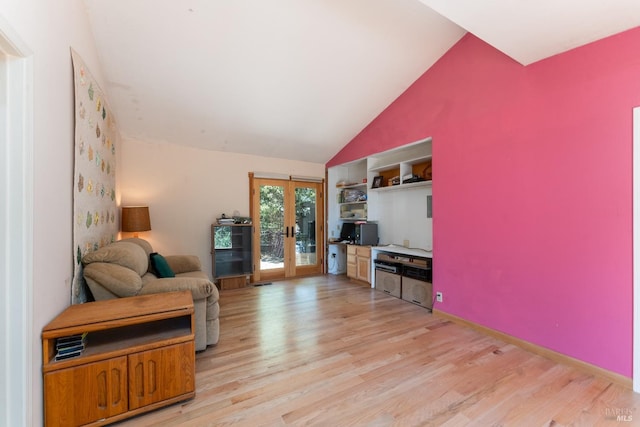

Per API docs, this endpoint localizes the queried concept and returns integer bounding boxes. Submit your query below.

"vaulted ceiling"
[83,0,640,164]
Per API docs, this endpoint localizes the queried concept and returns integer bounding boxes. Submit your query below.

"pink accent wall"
[328,28,640,377]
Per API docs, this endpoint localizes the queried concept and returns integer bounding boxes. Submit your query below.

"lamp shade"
[121,206,151,233]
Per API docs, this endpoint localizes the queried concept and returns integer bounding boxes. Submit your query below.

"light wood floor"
[117,275,640,426]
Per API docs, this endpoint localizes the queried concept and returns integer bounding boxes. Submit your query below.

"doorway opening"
[0,16,34,427]
[249,173,324,282]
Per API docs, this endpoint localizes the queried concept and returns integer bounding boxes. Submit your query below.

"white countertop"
[372,245,432,258]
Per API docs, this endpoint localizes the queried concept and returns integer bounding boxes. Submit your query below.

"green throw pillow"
[150,252,175,278]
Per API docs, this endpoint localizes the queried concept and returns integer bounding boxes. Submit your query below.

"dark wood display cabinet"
[211,223,253,290]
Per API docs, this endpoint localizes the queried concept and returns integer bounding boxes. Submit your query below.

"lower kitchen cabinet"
[347,245,371,284]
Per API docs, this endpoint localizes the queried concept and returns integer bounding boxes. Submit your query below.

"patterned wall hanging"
[71,49,119,304]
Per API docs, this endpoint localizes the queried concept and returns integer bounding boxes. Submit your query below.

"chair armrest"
[83,263,143,297]
[164,255,202,274]
[139,277,214,301]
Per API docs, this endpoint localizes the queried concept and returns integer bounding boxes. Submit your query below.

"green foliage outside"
[259,185,316,260]
[214,226,231,249]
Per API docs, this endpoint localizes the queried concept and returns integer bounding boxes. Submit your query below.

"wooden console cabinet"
[42,291,196,426]
[347,245,371,284]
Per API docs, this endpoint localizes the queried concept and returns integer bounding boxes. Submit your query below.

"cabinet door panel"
[128,342,195,410]
[347,264,357,278]
[44,357,128,427]
[357,256,370,283]
[356,246,371,257]
[347,246,357,278]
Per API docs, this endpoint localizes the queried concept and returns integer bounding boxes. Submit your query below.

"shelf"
[42,292,194,368]
[44,317,193,371]
[337,182,367,189]
[338,201,367,206]
[370,180,432,192]
[369,163,401,173]
[369,155,432,172]
[216,257,250,264]
[405,155,432,166]
[372,245,433,258]
[367,138,431,170]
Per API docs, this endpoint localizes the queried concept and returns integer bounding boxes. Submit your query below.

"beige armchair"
[82,238,219,351]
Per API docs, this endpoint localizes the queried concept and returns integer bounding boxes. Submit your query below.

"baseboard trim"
[432,309,632,389]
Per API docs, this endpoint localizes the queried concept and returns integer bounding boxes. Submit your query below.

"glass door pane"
[294,186,317,267]
[259,183,285,271]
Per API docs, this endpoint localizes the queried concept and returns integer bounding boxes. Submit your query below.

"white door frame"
[0,15,34,426]
[633,106,640,392]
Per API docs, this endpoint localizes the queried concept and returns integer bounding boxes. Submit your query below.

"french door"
[249,174,324,282]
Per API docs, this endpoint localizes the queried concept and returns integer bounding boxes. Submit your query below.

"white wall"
[119,138,325,277]
[371,186,432,250]
[0,2,323,422]
[0,0,107,424]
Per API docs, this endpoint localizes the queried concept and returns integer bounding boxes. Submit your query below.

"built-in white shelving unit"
[327,159,368,239]
[327,137,433,251]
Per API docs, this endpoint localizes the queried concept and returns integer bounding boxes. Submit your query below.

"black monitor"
[340,222,356,241]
